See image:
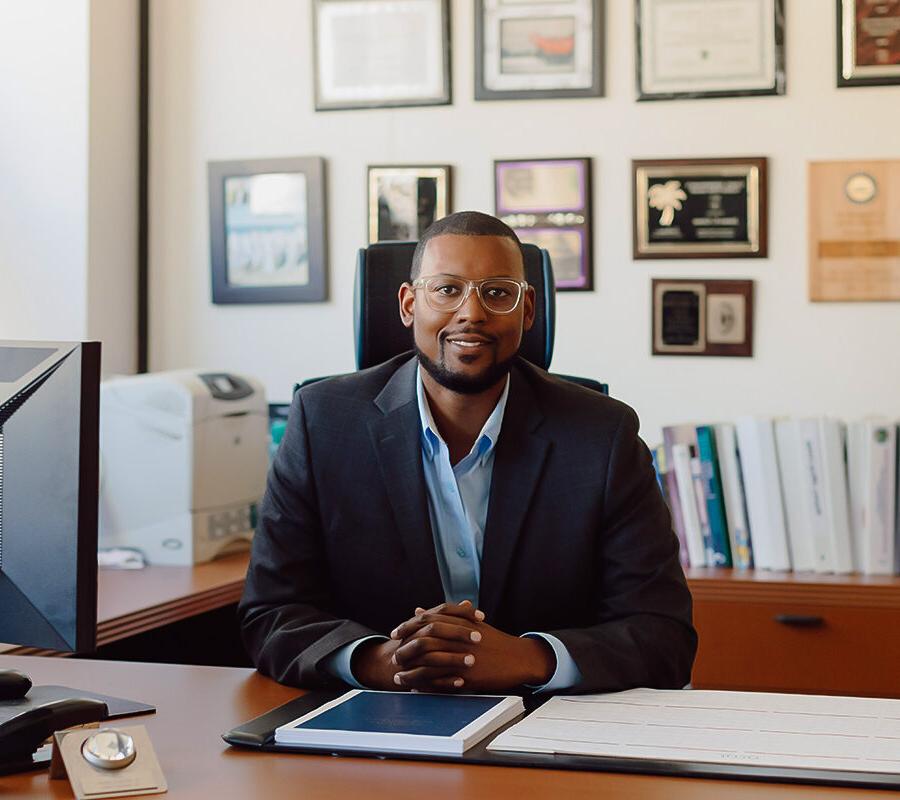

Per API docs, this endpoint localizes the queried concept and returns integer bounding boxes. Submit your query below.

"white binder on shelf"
[735,417,791,571]
[774,419,817,573]
[799,418,854,574]
[847,419,896,576]
[671,443,706,567]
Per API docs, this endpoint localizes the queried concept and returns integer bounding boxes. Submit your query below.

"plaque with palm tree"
[633,158,768,259]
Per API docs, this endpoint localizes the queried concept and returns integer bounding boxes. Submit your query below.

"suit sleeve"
[237,390,380,688]
[548,406,697,693]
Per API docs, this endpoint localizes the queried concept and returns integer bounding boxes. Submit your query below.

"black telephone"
[0,670,108,775]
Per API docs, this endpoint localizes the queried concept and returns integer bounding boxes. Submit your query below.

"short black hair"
[409,211,524,281]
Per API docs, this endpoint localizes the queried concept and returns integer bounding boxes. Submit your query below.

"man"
[238,211,696,694]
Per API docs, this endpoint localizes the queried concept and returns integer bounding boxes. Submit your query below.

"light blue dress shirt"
[322,367,582,692]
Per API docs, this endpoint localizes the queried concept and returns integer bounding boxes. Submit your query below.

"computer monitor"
[0,341,100,652]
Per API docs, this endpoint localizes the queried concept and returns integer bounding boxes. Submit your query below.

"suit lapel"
[479,363,550,621]
[369,357,445,610]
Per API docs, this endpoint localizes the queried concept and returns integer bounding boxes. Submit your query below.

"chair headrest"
[354,241,555,371]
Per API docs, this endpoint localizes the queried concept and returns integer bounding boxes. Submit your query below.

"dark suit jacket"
[238,353,696,693]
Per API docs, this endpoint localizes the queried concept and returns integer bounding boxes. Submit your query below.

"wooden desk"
[1,655,895,800]
[7,553,250,656]
[95,553,250,647]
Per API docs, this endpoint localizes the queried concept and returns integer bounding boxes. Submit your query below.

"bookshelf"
[686,568,900,698]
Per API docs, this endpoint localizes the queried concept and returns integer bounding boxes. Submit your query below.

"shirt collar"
[416,365,510,465]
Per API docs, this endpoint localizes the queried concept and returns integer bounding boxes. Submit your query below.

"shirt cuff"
[320,635,389,688]
[520,632,582,693]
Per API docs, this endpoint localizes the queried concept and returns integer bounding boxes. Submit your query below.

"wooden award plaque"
[809,160,900,301]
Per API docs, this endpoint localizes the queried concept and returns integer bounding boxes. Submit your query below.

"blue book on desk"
[274,690,524,755]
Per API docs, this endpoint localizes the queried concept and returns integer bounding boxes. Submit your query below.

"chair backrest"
[353,241,556,371]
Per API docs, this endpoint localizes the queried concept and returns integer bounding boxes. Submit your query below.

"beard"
[415,342,518,395]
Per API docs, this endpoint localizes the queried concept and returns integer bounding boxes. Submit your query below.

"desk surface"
[1,656,896,800]
[95,552,250,646]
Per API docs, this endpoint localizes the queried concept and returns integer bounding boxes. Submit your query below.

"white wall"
[0,0,137,376]
[0,1,90,340]
[148,0,900,444]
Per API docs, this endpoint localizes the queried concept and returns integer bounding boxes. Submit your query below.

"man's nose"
[455,285,487,321]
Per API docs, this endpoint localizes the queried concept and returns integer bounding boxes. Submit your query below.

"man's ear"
[522,285,536,332]
[398,282,415,329]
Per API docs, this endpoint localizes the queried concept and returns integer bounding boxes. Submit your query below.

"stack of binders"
[654,416,899,575]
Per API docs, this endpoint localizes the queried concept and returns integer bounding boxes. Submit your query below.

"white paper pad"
[487,688,900,774]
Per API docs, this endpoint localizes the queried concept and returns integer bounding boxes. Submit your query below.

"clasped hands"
[352,601,555,693]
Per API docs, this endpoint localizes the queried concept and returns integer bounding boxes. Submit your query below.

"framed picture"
[495,157,593,291]
[837,0,900,87]
[633,157,768,259]
[367,165,451,243]
[652,279,754,356]
[207,157,327,304]
[475,0,604,100]
[313,0,451,110]
[636,0,785,100]
[809,160,900,301]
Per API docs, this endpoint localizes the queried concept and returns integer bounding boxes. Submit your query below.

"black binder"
[223,691,900,791]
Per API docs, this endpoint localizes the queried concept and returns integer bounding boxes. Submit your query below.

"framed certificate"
[633,157,768,259]
[838,0,900,87]
[475,0,604,100]
[495,157,593,290]
[208,157,328,304]
[367,165,451,243]
[636,0,785,100]
[313,0,451,110]
[652,279,754,357]
[809,160,900,301]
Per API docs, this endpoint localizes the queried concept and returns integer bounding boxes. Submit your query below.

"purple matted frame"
[494,157,593,292]
[512,226,587,290]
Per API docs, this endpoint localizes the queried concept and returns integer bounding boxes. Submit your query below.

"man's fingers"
[413,601,485,623]
[393,638,476,668]
[394,666,466,690]
[437,600,486,622]
[391,617,484,643]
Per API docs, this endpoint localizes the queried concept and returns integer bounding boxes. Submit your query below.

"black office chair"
[299,241,607,394]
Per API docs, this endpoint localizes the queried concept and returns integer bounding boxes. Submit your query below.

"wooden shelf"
[687,567,900,609]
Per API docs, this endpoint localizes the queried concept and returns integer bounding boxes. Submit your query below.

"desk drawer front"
[692,600,900,697]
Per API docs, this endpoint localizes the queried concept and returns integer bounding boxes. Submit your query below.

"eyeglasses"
[411,275,529,314]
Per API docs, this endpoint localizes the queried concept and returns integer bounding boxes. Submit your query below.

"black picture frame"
[367,165,452,244]
[495,157,594,291]
[208,157,327,304]
[836,0,900,88]
[313,0,451,111]
[636,0,786,101]
[632,157,769,260]
[475,0,604,101]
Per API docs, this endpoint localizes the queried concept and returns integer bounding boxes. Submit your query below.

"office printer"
[98,370,269,565]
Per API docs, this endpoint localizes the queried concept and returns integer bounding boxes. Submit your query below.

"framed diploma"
[313,0,451,110]
[838,0,900,87]
[633,157,768,259]
[652,279,754,356]
[367,165,451,243]
[636,0,785,100]
[475,0,604,100]
[809,160,900,301]
[495,157,593,290]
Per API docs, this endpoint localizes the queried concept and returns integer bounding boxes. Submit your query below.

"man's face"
[399,234,535,394]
